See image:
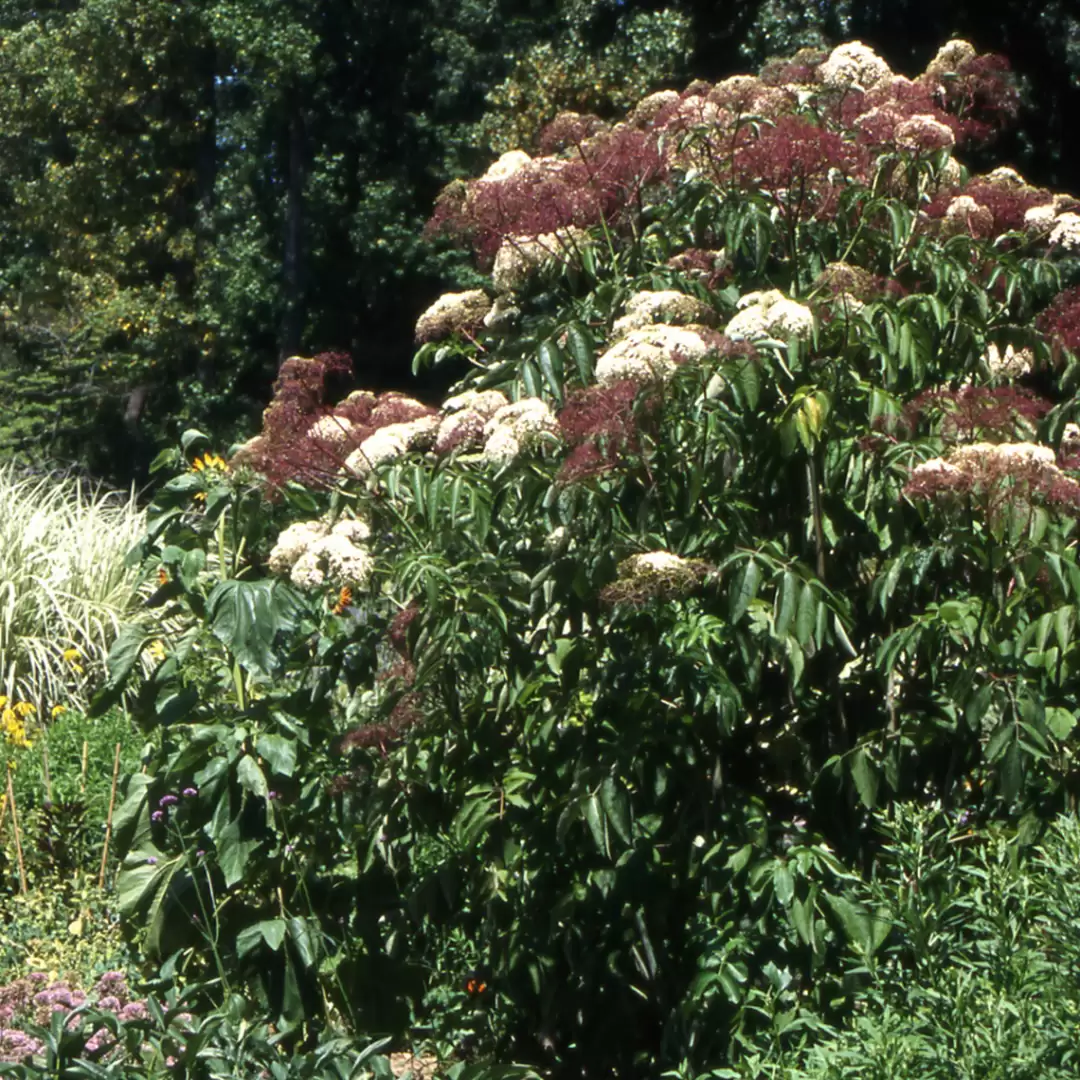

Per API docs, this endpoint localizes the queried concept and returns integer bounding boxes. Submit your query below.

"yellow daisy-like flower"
[190,452,230,474]
[51,704,67,719]
[145,640,166,662]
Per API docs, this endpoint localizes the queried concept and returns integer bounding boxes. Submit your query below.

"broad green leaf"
[256,733,297,777]
[288,916,323,970]
[205,579,305,675]
[1046,707,1076,741]
[237,918,288,958]
[850,748,879,809]
[238,754,269,798]
[88,624,148,715]
[730,559,761,623]
[600,777,632,845]
[216,814,261,888]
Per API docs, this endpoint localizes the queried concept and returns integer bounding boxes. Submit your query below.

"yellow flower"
[14,701,34,717]
[145,640,166,662]
[51,705,67,719]
[189,452,230,475]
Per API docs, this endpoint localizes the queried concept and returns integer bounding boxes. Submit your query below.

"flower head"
[1050,212,1080,251]
[600,550,712,605]
[481,399,559,465]
[725,291,814,342]
[612,291,716,337]
[414,289,492,343]
[818,42,893,91]
[596,324,712,385]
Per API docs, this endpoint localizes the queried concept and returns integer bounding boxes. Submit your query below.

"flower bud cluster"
[481,398,560,465]
[414,289,492,344]
[611,290,716,338]
[596,323,713,386]
[905,441,1080,516]
[269,517,374,591]
[725,290,814,342]
[600,550,712,606]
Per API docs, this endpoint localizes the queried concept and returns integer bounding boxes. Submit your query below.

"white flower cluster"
[481,398,559,466]
[602,549,712,604]
[306,415,355,448]
[818,42,893,91]
[629,89,679,127]
[269,517,374,591]
[724,290,814,342]
[414,289,492,343]
[1050,212,1080,251]
[434,389,510,455]
[1025,204,1058,230]
[943,195,993,235]
[894,114,955,152]
[984,166,1026,189]
[595,324,711,386]
[492,228,590,293]
[922,39,977,84]
[482,150,532,181]
[612,290,716,337]
[343,416,439,478]
[1023,194,1078,233]
[912,442,1059,490]
[982,343,1034,379]
[1063,423,1080,455]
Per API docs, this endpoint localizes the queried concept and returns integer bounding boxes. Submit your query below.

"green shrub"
[101,35,1080,1079]
[719,808,1080,1079]
[0,881,131,989]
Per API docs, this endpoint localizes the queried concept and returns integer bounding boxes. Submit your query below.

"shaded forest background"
[0,0,1075,482]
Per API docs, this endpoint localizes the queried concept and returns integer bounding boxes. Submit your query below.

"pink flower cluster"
[425,41,1022,268]
[1037,286,1080,361]
[0,970,147,1063]
[905,442,1080,521]
[232,351,438,491]
[904,386,1052,442]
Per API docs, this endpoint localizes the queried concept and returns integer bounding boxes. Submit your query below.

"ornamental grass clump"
[0,465,145,710]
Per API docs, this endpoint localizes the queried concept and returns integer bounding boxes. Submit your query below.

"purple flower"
[146,857,158,865]
[151,810,164,822]
[195,849,206,858]
[182,787,198,798]
[268,791,280,800]
[159,794,179,807]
